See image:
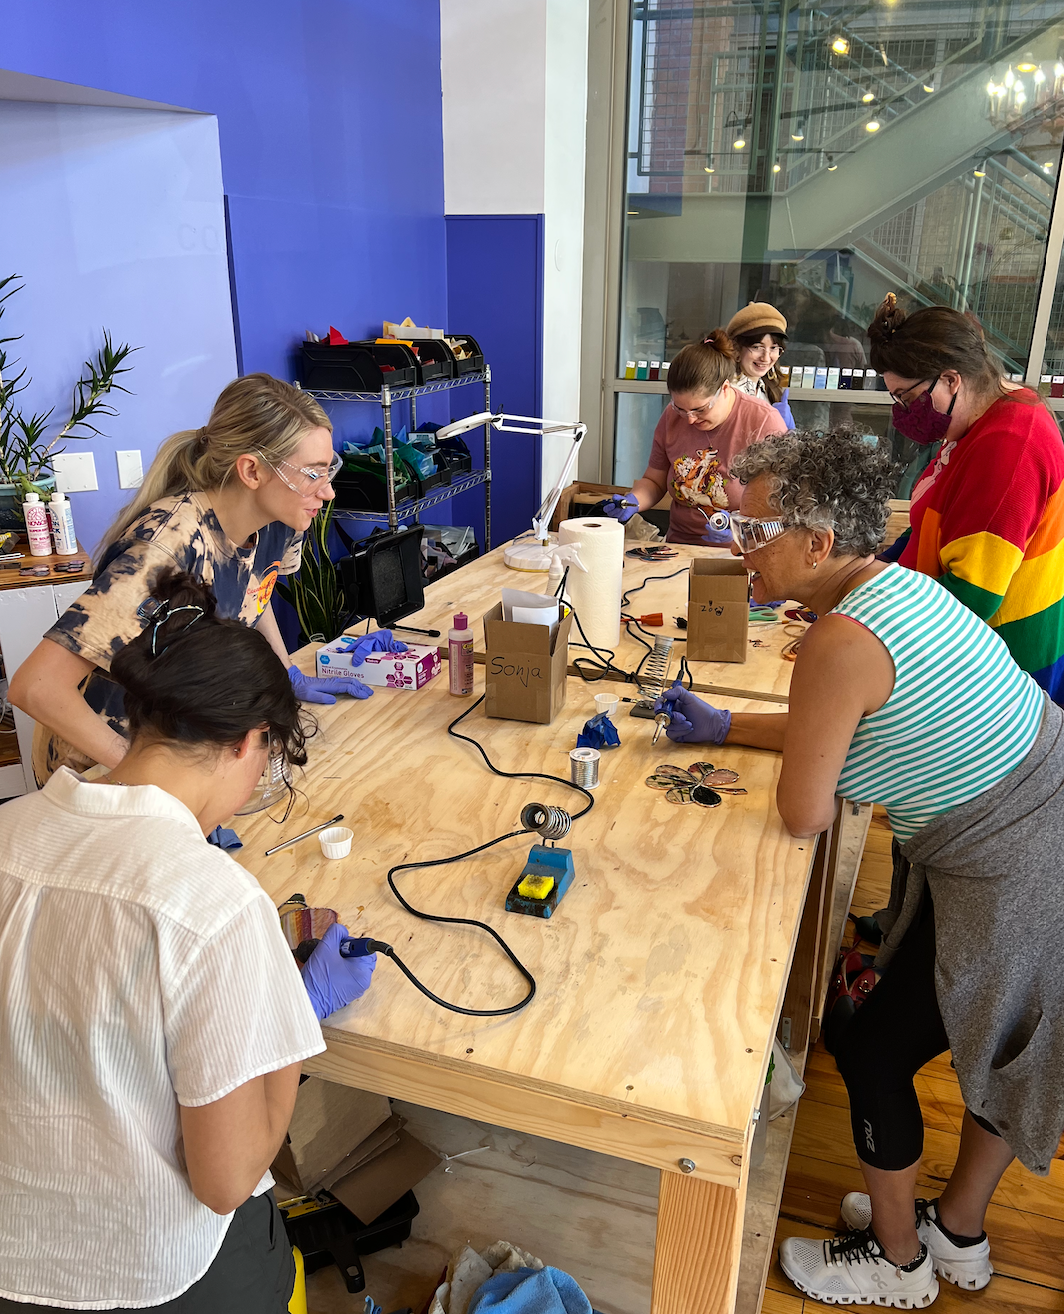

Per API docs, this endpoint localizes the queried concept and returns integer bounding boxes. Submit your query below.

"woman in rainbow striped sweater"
[869,294,1064,703]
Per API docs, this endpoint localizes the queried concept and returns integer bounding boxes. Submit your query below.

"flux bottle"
[448,612,474,696]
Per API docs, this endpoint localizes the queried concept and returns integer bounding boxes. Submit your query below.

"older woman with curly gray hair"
[657,429,1064,1309]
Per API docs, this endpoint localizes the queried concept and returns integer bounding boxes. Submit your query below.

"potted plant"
[0,273,138,531]
[276,500,353,645]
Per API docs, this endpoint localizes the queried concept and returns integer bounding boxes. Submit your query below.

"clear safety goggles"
[234,735,292,816]
[730,511,788,554]
[260,451,342,496]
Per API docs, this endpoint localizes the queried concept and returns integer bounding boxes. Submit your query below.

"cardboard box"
[482,603,573,724]
[315,639,441,689]
[686,558,749,663]
[272,1076,441,1223]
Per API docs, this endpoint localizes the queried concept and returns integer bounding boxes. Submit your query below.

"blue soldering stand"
[505,842,576,919]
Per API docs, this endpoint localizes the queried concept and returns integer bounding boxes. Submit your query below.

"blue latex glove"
[206,825,242,850]
[576,713,620,750]
[603,493,639,524]
[336,629,409,665]
[288,664,373,704]
[654,682,732,745]
[772,389,795,429]
[301,921,377,1021]
[699,510,731,547]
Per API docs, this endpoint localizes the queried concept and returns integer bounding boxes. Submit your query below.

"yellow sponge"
[517,873,555,900]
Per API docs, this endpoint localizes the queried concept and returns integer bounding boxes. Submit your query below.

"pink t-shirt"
[648,388,786,543]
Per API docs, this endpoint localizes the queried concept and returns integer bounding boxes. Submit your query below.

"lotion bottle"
[448,612,474,696]
[23,492,52,557]
[48,492,78,555]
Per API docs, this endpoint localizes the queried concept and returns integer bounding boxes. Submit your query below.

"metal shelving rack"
[304,366,493,547]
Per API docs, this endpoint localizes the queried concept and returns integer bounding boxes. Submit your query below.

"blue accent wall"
[4,0,448,383]
[446,215,543,548]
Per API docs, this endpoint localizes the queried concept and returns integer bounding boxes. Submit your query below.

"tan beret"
[726,302,788,340]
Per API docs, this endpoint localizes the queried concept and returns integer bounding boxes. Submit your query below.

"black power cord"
[366,696,594,1017]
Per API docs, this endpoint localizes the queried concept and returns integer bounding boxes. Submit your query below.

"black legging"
[834,888,999,1171]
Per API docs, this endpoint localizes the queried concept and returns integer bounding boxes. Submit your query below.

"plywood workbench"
[236,659,857,1314]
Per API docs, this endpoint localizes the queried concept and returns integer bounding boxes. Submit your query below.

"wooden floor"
[768,809,1064,1314]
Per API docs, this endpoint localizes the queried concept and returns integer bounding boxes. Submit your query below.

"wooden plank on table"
[236,666,815,1173]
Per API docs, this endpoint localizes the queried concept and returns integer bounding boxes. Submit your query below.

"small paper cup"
[319,826,353,859]
[594,693,619,720]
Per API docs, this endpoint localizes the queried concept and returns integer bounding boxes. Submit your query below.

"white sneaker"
[779,1229,939,1307]
[840,1195,993,1291]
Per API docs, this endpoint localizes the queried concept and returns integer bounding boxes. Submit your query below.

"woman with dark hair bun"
[869,293,1064,702]
[604,328,786,545]
[0,570,375,1313]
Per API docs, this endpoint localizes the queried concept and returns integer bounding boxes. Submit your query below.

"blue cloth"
[206,825,242,850]
[772,389,795,429]
[576,713,620,750]
[468,1267,592,1314]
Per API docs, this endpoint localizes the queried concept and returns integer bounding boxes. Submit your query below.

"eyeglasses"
[730,511,789,554]
[670,392,721,421]
[888,376,938,411]
[260,451,342,495]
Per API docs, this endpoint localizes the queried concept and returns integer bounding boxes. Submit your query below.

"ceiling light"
[1017,55,1037,72]
[1004,67,1015,87]
[923,83,935,93]
[986,80,997,94]
[996,84,1006,97]
[865,119,881,132]
[791,119,806,141]
[1015,89,1027,106]
[1056,63,1064,78]
[1044,161,1054,172]
[1034,68,1046,84]
[627,210,638,215]
[973,164,987,177]
[733,137,746,150]
[703,165,715,173]
[862,91,875,103]
[831,36,849,55]
[773,162,782,172]
[827,155,838,171]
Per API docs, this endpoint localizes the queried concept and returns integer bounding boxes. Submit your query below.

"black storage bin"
[300,343,383,392]
[407,336,455,382]
[348,341,420,387]
[435,432,474,476]
[332,454,418,512]
[279,1189,420,1295]
[444,334,486,374]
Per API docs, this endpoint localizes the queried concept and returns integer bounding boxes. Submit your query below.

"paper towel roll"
[558,517,625,648]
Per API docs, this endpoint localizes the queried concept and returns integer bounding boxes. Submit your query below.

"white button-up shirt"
[0,769,325,1308]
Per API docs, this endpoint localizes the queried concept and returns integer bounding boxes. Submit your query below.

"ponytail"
[96,374,331,564]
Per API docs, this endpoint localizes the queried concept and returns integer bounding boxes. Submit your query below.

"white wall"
[440,0,589,494]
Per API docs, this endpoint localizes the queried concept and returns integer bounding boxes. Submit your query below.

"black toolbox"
[279,1189,420,1295]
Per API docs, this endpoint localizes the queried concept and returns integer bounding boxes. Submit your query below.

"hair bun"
[868,292,906,346]
[700,327,737,360]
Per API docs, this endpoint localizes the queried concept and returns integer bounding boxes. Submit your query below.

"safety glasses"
[260,451,343,495]
[730,511,788,554]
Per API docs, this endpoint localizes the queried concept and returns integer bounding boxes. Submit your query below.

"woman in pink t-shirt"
[605,330,787,545]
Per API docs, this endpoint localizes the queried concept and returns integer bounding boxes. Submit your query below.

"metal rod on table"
[483,364,492,551]
[382,383,397,533]
[265,814,345,857]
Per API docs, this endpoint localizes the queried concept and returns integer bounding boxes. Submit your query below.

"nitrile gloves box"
[315,639,442,690]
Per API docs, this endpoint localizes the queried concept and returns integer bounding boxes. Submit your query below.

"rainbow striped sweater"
[899,392,1064,703]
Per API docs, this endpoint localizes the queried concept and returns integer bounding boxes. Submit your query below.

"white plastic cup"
[319,826,353,859]
[594,693,619,720]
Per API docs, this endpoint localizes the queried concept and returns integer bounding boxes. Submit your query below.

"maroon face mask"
[892,378,957,445]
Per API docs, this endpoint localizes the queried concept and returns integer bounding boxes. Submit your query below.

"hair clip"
[150,604,205,656]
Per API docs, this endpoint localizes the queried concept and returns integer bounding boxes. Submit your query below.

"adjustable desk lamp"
[435,410,587,570]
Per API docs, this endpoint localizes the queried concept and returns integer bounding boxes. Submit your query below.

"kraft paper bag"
[482,602,573,724]
[686,558,749,663]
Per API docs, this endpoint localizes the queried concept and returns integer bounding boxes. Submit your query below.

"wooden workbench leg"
[651,1171,741,1314]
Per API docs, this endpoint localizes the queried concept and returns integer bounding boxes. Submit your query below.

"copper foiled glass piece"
[665,785,694,804]
[691,785,722,807]
[715,786,748,795]
[646,774,680,789]
[687,761,715,779]
[655,765,698,782]
[702,768,740,786]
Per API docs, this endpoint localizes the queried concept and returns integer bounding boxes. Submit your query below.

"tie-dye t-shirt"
[37,492,302,779]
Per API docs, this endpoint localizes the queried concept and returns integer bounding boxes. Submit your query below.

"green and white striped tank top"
[833,565,1043,842]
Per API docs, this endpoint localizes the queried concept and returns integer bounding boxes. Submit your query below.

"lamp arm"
[531,425,586,541]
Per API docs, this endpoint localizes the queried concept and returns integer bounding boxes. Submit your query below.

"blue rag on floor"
[206,825,242,850]
[468,1267,592,1314]
[576,713,620,750]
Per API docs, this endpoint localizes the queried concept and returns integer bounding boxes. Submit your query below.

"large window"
[597,0,1064,486]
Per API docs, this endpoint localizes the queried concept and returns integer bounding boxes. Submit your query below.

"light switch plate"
[116,449,143,489]
[52,451,98,493]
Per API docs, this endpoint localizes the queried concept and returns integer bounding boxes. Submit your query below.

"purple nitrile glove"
[302,921,377,1021]
[338,629,409,666]
[603,493,640,524]
[700,509,732,547]
[654,682,732,745]
[288,664,372,704]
